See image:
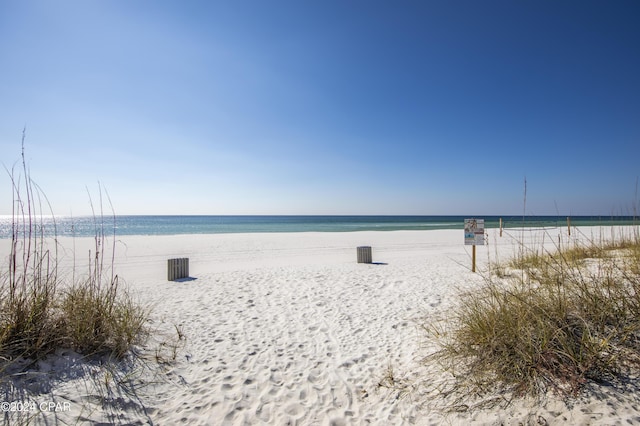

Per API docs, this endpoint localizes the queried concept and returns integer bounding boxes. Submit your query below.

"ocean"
[0,215,636,238]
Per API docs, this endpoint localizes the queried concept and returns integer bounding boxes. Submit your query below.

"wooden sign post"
[472,245,477,272]
[465,218,485,273]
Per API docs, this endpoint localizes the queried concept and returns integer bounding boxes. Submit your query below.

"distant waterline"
[0,215,637,239]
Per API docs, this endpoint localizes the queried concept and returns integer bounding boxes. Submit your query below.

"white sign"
[464,218,485,246]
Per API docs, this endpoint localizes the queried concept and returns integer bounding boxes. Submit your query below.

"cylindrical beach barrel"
[168,258,189,281]
[357,246,372,264]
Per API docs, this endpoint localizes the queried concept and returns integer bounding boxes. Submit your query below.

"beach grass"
[425,225,640,400]
[0,141,148,373]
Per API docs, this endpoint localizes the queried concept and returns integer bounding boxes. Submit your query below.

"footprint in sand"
[429,295,442,307]
[285,402,304,418]
[329,418,348,426]
[255,402,273,423]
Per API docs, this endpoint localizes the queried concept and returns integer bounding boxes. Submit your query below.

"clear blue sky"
[1,1,639,216]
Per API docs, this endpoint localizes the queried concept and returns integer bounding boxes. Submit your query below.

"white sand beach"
[3,227,640,425]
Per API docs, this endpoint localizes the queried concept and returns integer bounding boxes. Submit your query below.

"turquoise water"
[0,215,636,238]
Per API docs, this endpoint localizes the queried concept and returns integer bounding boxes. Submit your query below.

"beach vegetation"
[0,138,149,374]
[425,226,640,401]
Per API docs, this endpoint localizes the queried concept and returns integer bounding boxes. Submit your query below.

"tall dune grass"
[425,226,640,400]
[0,140,148,373]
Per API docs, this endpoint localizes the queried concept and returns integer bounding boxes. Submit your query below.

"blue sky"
[1,1,639,216]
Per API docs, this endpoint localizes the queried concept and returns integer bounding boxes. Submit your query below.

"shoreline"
[1,215,637,239]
